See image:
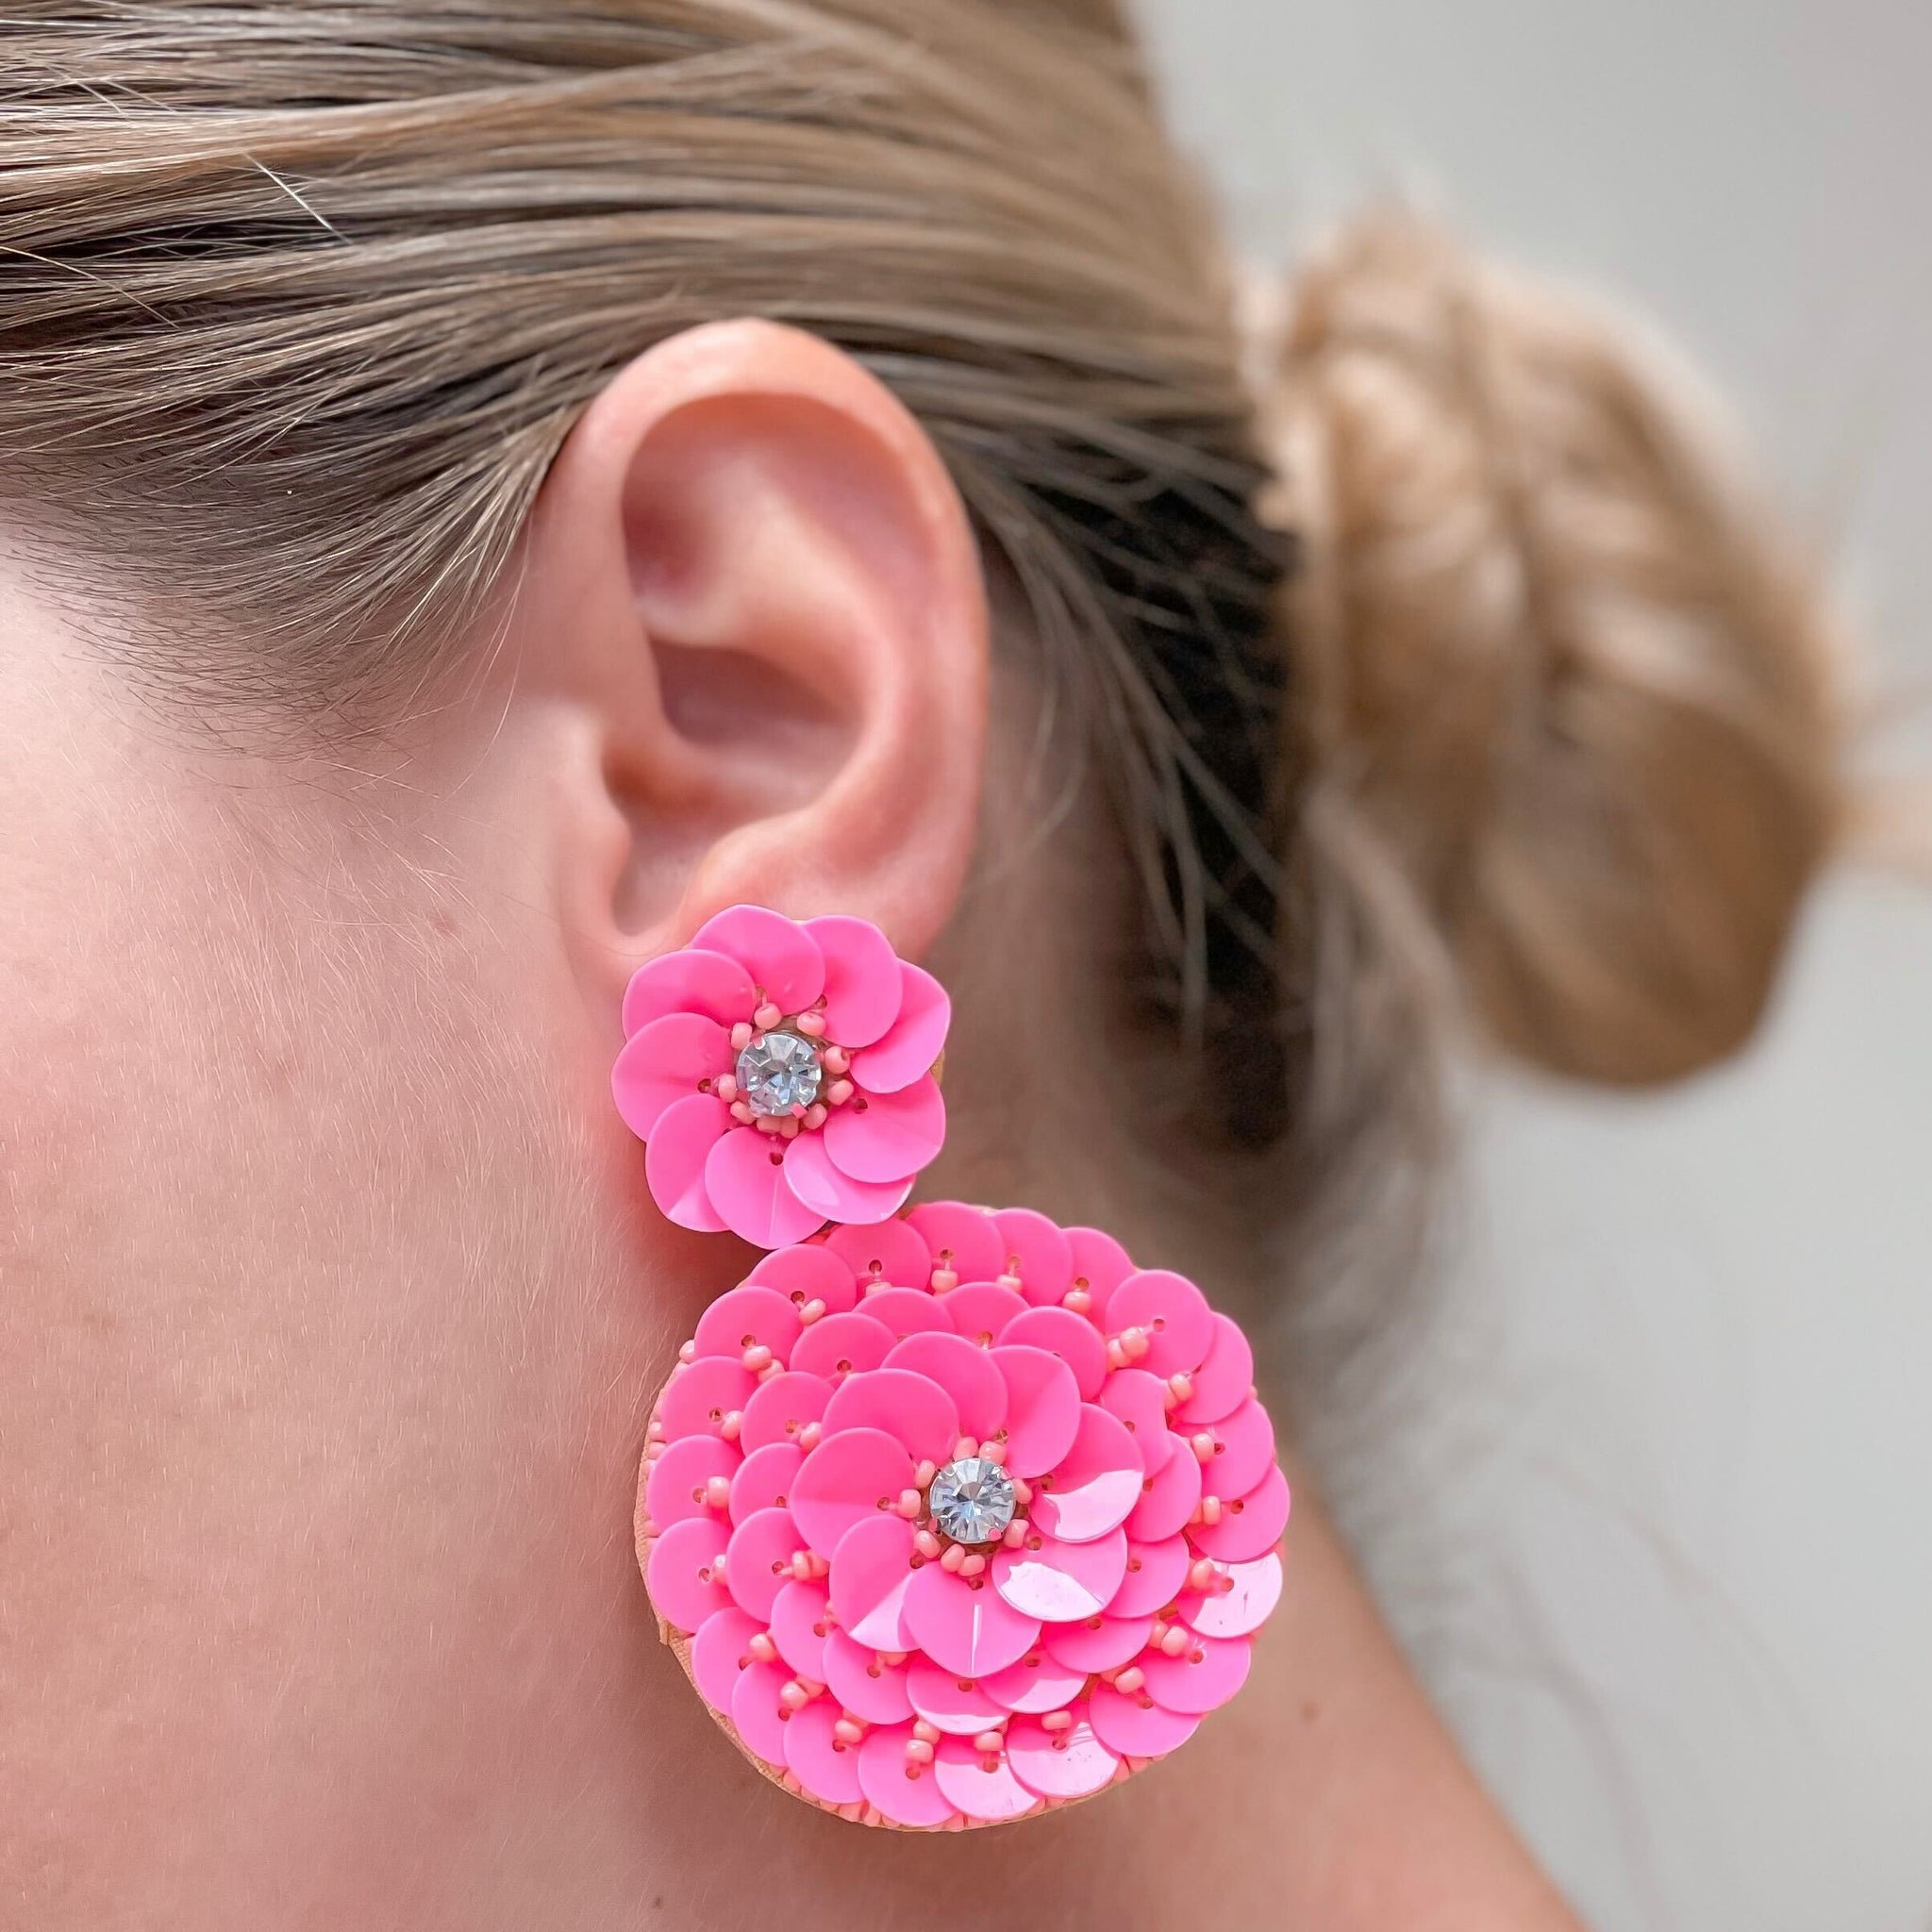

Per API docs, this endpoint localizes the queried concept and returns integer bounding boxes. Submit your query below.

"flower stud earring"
[613,905,950,1247]
[616,913,1288,1830]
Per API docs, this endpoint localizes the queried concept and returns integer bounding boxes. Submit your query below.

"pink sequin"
[791,1426,915,1558]
[689,1607,763,1714]
[857,1723,958,1827]
[826,1513,919,1652]
[991,1525,1129,1623]
[783,1693,867,1807]
[694,1284,802,1364]
[880,1331,1008,1441]
[723,1506,803,1622]
[727,1441,803,1525]
[823,1216,934,1296]
[645,1433,740,1531]
[767,1576,834,1681]
[789,1309,895,1383]
[1097,1369,1177,1474]
[932,1735,1041,1823]
[1006,1708,1122,1801]
[822,1626,915,1724]
[737,1370,833,1456]
[905,1200,1007,1287]
[821,1366,959,1467]
[902,1562,1041,1678]
[906,1657,1007,1735]
[1178,1552,1285,1641]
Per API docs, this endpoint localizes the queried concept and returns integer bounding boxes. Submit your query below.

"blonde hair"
[0,5,1843,1258]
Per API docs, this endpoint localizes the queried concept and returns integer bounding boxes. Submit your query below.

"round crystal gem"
[927,1457,1018,1546]
[735,1027,824,1117]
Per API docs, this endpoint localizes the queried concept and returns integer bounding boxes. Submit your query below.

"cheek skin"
[0,598,686,1922]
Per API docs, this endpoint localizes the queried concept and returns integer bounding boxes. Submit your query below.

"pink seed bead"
[714,1074,739,1104]
[822,1047,850,1076]
[754,1003,783,1032]
[1188,1557,1218,1593]
[804,1104,829,1131]
[742,1343,774,1374]
[931,1268,959,1294]
[748,1632,778,1663]
[1062,1288,1093,1315]
[1191,1432,1217,1463]
[1198,1494,1223,1526]
[755,1114,783,1136]
[1113,1666,1146,1695]
[914,1459,938,1489]
[958,1553,987,1578]
[677,1340,697,1364]
[799,1298,827,1325]
[1167,1373,1193,1407]
[940,1542,966,1573]
[779,1680,810,1711]
[1106,1339,1129,1370]
[795,1011,827,1038]
[914,1529,943,1561]
[881,1652,908,1669]
[973,1730,1006,1757]
[730,1101,755,1125]
[720,1410,743,1441]
[1159,1624,1191,1657]
[978,1440,1008,1467]
[953,1437,978,1462]
[894,1489,923,1521]
[825,1079,855,1107]
[797,1422,823,1452]
[703,1475,732,1510]
[1041,1710,1074,1733]
[1002,1522,1027,1550]
[905,1739,934,1766]
[912,1719,941,1745]
[647,1418,666,1441]
[834,1718,865,1747]
[779,1118,801,1140]
[730,1022,753,1051]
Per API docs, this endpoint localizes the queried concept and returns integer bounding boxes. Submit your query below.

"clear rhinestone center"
[735,1028,824,1117]
[926,1457,1017,1546]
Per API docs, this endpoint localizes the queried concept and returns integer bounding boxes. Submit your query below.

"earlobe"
[514,320,990,1019]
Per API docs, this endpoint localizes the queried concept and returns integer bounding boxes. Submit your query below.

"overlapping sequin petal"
[636,1205,1289,1830]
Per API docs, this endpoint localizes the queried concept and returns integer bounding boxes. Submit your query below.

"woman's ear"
[493,319,989,1022]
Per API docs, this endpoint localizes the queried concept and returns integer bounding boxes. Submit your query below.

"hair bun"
[1260,213,1845,1085]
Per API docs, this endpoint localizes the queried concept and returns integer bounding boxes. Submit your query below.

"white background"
[1134,4,1932,1927]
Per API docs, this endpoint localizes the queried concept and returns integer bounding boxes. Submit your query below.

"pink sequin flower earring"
[613,905,950,1247]
[616,912,1288,1831]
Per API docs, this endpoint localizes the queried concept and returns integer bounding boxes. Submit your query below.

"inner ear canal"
[653,641,852,812]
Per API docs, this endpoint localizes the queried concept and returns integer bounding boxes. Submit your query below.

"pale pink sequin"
[637,1204,1288,1830]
